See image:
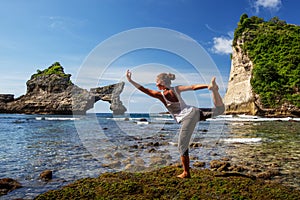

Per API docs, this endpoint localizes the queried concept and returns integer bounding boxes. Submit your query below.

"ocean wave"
[208,115,300,122]
[35,117,81,121]
[222,138,263,143]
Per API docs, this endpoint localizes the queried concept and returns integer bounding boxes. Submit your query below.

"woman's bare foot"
[177,172,191,178]
[208,77,219,91]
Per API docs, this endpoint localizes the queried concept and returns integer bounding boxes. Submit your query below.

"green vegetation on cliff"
[234,14,300,108]
[31,62,71,80]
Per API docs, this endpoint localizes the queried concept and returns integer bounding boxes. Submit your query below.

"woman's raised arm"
[126,70,161,98]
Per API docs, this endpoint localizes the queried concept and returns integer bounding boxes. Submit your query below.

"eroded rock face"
[0,65,127,115]
[224,39,258,116]
[224,39,300,117]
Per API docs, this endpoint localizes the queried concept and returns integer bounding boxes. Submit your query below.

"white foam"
[222,138,262,143]
[151,117,174,121]
[108,117,130,121]
[168,142,178,146]
[136,121,150,125]
[35,117,81,121]
[208,115,300,122]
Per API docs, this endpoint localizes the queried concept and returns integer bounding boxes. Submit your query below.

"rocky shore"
[2,155,298,199]
[0,63,127,115]
[1,120,299,199]
[34,165,300,200]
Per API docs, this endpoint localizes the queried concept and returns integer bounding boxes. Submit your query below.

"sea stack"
[224,14,300,117]
[0,62,127,115]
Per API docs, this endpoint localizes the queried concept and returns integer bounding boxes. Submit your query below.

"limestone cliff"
[0,63,127,115]
[225,38,300,117]
[224,14,300,117]
[224,38,259,115]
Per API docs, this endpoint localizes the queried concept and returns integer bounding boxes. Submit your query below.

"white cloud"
[253,0,282,13]
[211,37,232,55]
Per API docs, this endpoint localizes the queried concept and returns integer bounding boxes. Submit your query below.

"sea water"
[0,113,299,199]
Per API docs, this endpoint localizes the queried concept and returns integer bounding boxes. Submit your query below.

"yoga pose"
[126,70,225,178]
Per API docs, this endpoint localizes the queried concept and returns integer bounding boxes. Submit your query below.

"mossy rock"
[31,62,71,80]
[35,166,300,200]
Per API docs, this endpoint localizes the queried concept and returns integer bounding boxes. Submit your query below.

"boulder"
[40,170,53,181]
[0,178,22,196]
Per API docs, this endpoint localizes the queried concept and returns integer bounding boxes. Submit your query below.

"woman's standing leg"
[177,108,200,178]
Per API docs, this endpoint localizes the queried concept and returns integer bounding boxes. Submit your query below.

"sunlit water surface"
[0,114,299,199]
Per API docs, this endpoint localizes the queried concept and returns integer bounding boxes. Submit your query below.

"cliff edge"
[0,62,127,115]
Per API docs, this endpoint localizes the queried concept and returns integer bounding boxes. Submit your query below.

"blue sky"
[0,0,299,113]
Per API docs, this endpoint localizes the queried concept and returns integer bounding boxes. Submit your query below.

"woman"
[126,70,225,178]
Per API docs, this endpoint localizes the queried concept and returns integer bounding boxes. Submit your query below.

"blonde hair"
[156,73,176,86]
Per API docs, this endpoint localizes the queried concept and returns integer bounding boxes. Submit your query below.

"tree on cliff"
[233,14,300,108]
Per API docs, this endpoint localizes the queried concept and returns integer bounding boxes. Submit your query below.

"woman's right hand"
[126,70,132,82]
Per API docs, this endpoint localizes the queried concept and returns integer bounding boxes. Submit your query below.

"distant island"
[0,62,127,115]
[224,14,300,117]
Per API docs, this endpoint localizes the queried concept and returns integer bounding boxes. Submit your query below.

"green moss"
[234,14,300,108]
[31,62,71,80]
[35,166,300,200]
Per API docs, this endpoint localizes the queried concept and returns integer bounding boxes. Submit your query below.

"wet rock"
[221,157,230,161]
[228,165,247,173]
[130,145,139,149]
[190,155,198,160]
[190,142,202,148]
[0,178,22,196]
[193,161,205,168]
[160,141,169,146]
[114,152,124,158]
[256,169,281,179]
[149,156,167,167]
[124,164,147,172]
[249,167,262,173]
[210,160,230,172]
[104,154,113,159]
[146,142,155,147]
[153,142,160,147]
[40,170,53,181]
[102,161,122,168]
[135,158,145,166]
[162,154,172,160]
[122,158,132,166]
[148,148,157,153]
[269,162,280,168]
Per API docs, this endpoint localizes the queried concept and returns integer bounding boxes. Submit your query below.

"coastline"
[1,114,299,199]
